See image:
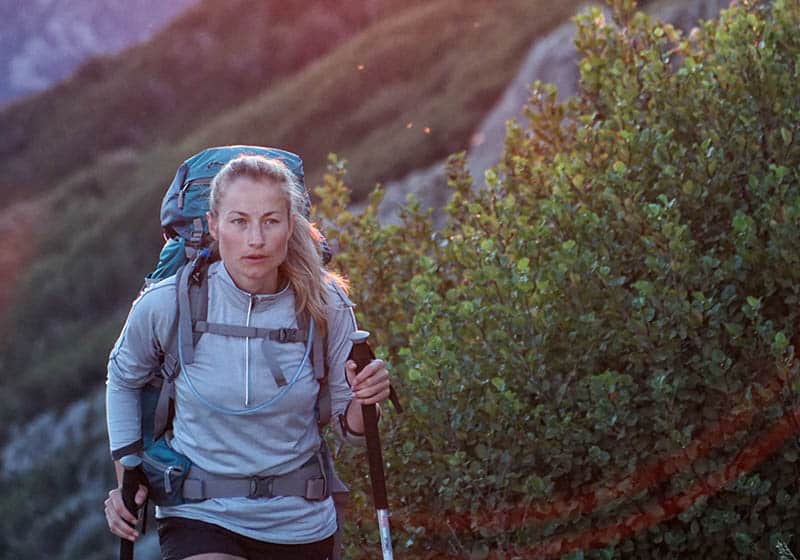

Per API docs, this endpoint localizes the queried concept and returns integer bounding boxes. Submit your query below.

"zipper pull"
[164,466,175,494]
[245,295,256,407]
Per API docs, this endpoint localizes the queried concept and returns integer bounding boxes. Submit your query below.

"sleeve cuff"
[334,402,368,447]
[110,439,143,461]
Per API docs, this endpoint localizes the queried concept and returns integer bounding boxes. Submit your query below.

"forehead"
[217,176,288,212]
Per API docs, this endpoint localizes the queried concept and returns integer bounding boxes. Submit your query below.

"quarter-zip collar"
[208,261,294,408]
[211,261,292,310]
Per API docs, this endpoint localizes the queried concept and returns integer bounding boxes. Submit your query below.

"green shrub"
[317,1,800,557]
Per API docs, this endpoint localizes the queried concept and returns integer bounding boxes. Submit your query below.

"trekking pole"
[349,330,394,560]
[119,455,143,560]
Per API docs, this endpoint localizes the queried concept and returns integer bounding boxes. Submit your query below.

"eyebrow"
[226,210,281,218]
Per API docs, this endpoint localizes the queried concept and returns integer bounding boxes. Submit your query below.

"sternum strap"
[194,321,308,342]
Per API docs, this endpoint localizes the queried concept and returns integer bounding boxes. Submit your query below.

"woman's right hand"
[104,484,148,541]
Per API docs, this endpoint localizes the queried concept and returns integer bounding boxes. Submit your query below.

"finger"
[355,388,391,405]
[112,517,138,541]
[345,360,358,384]
[353,379,391,404]
[353,372,389,395]
[135,484,149,506]
[115,497,139,525]
[113,518,139,541]
[110,489,140,525]
[353,359,386,385]
[106,504,139,541]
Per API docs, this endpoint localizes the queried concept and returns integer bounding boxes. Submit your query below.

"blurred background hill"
[0,0,198,107]
[0,0,732,558]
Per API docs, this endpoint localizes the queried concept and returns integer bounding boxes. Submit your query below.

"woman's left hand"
[345,358,391,405]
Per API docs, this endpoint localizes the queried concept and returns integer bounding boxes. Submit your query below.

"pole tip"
[349,330,371,344]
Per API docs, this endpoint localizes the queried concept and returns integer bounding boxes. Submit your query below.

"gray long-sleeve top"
[106,261,361,544]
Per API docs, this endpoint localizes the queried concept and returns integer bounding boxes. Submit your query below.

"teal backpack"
[147,144,330,285]
[119,146,349,553]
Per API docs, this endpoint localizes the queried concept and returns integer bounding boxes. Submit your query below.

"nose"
[248,224,266,246]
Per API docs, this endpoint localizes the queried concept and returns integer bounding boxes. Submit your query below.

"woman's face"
[207,176,294,294]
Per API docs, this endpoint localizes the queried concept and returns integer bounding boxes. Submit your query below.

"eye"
[231,217,247,226]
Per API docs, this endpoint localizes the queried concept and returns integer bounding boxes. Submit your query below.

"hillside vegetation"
[318,1,800,557]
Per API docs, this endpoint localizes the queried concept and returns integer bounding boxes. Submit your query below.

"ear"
[207,211,218,240]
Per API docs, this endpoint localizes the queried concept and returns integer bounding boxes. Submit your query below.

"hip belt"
[181,454,328,501]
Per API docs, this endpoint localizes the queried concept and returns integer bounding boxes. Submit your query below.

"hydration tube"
[176,315,315,415]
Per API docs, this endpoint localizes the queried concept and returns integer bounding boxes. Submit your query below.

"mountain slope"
[0,0,424,201]
[0,0,197,106]
[186,0,579,196]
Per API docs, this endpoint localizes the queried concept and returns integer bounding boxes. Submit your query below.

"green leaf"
[732,212,750,234]
[746,296,761,310]
[711,348,726,363]
[633,280,655,296]
[773,331,789,354]
[724,322,744,337]
[595,548,615,560]
[589,445,611,466]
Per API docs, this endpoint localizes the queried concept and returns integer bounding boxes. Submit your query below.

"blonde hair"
[209,154,347,334]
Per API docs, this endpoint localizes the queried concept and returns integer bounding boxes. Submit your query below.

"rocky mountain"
[374,0,732,226]
[0,0,197,107]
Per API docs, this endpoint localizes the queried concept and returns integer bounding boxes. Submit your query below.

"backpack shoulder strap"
[190,260,210,348]
[175,256,210,364]
[299,311,330,426]
[315,331,331,426]
[152,257,209,438]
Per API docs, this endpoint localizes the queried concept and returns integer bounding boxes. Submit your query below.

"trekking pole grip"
[349,330,394,559]
[119,455,142,560]
[349,331,388,505]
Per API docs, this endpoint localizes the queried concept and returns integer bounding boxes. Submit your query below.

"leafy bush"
[318,1,800,557]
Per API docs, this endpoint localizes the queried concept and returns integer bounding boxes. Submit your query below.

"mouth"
[243,254,268,262]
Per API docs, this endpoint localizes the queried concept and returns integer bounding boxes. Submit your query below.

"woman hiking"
[104,153,392,560]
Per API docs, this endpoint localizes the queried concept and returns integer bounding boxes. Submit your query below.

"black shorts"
[157,516,335,560]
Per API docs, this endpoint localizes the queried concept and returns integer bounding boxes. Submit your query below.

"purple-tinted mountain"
[0,0,198,106]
